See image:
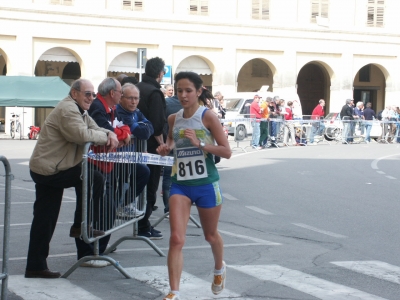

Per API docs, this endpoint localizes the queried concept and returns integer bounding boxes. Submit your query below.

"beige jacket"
[29,95,110,176]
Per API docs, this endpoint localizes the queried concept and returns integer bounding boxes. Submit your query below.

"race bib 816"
[176,147,207,181]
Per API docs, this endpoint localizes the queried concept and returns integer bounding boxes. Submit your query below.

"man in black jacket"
[136,57,166,239]
[340,99,354,143]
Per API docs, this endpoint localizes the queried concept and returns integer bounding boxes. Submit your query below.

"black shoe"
[151,226,161,234]
[70,225,105,238]
[138,228,163,240]
[25,269,61,279]
[152,205,158,211]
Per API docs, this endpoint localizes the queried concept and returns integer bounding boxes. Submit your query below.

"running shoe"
[211,261,226,295]
[163,292,180,300]
[117,206,144,219]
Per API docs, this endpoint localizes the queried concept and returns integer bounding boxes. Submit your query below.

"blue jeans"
[310,122,325,143]
[162,165,172,213]
[251,121,261,146]
[270,120,277,138]
[365,123,372,142]
[342,122,351,142]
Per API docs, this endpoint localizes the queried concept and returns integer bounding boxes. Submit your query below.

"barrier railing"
[62,138,165,279]
[228,114,255,152]
[224,116,400,148]
[0,156,13,300]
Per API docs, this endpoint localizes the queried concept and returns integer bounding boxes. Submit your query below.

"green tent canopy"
[0,76,70,107]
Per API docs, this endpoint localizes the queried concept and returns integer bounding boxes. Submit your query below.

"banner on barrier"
[87,151,174,166]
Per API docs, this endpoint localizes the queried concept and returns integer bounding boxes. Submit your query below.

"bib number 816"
[178,160,205,177]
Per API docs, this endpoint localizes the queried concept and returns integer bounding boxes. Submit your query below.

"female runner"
[157,72,231,300]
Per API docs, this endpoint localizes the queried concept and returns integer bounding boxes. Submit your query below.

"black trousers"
[138,164,162,232]
[26,165,103,271]
[75,163,149,260]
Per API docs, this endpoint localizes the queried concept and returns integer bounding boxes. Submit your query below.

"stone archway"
[353,64,386,112]
[296,62,331,116]
[107,51,140,81]
[62,62,81,83]
[34,47,82,126]
[237,58,274,92]
[0,50,6,76]
[175,56,214,91]
[0,50,7,131]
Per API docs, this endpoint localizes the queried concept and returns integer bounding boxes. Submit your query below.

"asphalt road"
[0,139,399,300]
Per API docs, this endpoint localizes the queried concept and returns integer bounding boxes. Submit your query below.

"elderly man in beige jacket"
[25,79,118,279]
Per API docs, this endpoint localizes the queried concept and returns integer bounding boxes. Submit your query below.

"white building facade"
[1,0,400,129]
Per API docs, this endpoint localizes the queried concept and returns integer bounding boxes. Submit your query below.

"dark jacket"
[136,74,166,153]
[116,104,154,140]
[166,95,182,118]
[340,104,354,120]
[363,107,376,120]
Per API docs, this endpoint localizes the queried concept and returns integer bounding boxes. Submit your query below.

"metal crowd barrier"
[63,138,165,279]
[0,156,13,300]
[326,118,399,144]
[225,116,400,149]
[228,114,255,152]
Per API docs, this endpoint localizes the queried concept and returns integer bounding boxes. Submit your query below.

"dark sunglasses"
[83,91,97,98]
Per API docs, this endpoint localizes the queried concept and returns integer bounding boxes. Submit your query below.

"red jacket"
[284,107,293,120]
[311,105,324,120]
[250,101,262,119]
[89,95,131,173]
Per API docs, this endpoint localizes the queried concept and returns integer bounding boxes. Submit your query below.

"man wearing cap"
[250,94,262,150]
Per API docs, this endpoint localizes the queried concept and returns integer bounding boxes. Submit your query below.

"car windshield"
[225,98,244,112]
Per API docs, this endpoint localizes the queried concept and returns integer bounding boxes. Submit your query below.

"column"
[213,46,236,95]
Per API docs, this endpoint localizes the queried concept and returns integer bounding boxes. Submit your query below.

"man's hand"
[123,134,131,146]
[106,132,119,152]
[156,143,171,156]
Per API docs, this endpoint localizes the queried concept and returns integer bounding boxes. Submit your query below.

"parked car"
[223,93,255,141]
[323,112,382,141]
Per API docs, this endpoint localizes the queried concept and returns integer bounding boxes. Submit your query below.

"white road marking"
[371,154,400,170]
[0,200,75,204]
[222,193,238,200]
[18,161,29,165]
[0,183,75,199]
[125,266,253,300]
[0,243,272,262]
[245,206,273,215]
[292,223,347,238]
[385,176,396,179]
[8,275,102,300]
[230,264,387,300]
[0,221,73,228]
[218,229,281,245]
[376,171,385,174]
[332,261,400,285]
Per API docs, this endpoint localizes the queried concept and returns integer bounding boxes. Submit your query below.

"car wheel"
[235,124,247,141]
[324,126,339,141]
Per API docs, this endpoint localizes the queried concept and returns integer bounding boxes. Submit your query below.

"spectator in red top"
[310,99,325,144]
[250,94,262,149]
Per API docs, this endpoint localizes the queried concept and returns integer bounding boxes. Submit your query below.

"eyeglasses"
[85,91,96,98]
[113,89,122,94]
[75,88,96,98]
[122,96,140,101]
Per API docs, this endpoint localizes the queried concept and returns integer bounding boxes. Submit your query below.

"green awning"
[0,76,70,107]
